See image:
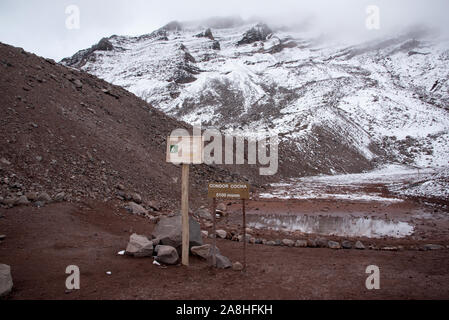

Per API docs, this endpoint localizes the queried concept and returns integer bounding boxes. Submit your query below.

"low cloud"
[0,0,448,60]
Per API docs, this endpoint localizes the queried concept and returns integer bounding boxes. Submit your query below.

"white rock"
[125,202,148,216]
[216,230,227,239]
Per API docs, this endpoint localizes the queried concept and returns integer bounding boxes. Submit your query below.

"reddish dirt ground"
[1,201,449,300]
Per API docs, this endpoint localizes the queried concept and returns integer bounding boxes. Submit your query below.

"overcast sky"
[0,0,448,61]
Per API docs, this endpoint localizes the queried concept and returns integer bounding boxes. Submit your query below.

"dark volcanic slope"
[0,42,249,211]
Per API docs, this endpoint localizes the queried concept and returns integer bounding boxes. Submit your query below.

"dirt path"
[1,202,449,300]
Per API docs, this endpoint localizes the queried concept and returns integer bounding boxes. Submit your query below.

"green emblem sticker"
[170,145,178,153]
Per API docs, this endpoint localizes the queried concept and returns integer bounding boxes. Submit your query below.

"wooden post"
[212,198,217,267]
[181,163,190,266]
[243,199,247,272]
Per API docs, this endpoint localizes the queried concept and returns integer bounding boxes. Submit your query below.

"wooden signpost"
[208,183,250,271]
[167,136,203,266]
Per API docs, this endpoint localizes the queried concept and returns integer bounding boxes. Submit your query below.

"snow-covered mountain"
[62,18,449,177]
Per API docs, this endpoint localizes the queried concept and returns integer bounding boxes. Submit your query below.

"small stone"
[132,193,142,204]
[147,201,161,212]
[148,216,159,224]
[342,240,353,249]
[382,247,398,251]
[316,238,328,248]
[155,245,179,265]
[295,240,308,248]
[125,202,148,216]
[73,79,83,89]
[355,241,365,250]
[422,244,445,251]
[36,192,51,203]
[204,222,213,228]
[307,239,317,248]
[54,192,66,202]
[197,208,212,220]
[266,241,276,246]
[232,262,244,271]
[217,203,227,212]
[216,230,227,239]
[282,239,295,247]
[0,158,11,166]
[25,192,38,201]
[201,230,208,238]
[16,195,30,206]
[328,241,341,249]
[116,184,125,191]
[34,201,45,208]
[2,197,17,206]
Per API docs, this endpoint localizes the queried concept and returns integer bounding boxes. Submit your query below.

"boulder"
[232,262,244,271]
[342,240,353,249]
[191,244,220,260]
[152,216,203,250]
[328,241,341,249]
[36,192,52,203]
[0,264,13,298]
[316,238,328,248]
[125,202,148,216]
[295,240,308,248]
[155,245,179,265]
[355,241,365,250]
[125,234,153,258]
[282,239,295,247]
[216,230,227,239]
[307,239,317,248]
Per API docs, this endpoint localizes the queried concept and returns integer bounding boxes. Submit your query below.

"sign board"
[166,136,203,165]
[208,183,250,200]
